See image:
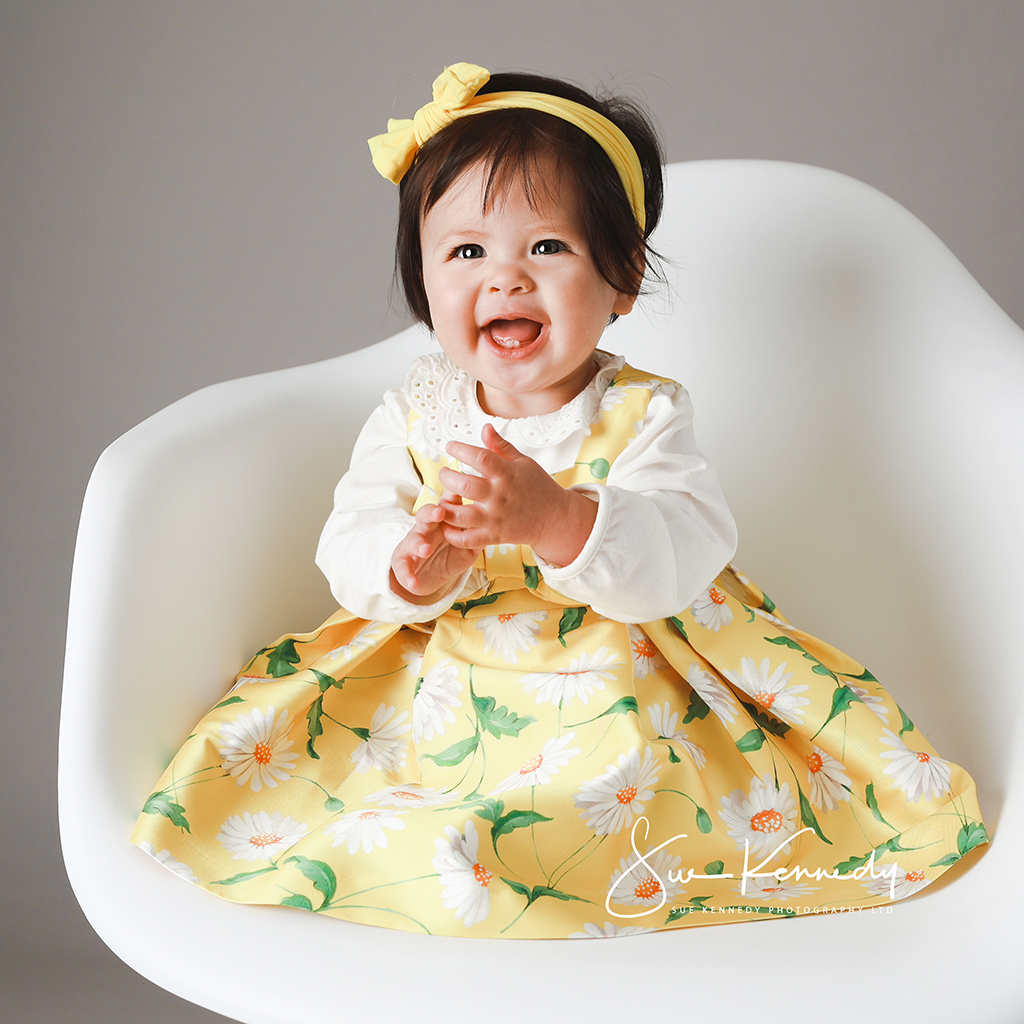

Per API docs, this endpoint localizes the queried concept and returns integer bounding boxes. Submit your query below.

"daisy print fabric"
[132,363,986,937]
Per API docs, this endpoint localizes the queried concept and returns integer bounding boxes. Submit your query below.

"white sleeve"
[314,389,481,623]
[535,383,737,623]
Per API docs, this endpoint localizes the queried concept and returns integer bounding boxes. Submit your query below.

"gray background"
[2,2,1021,1021]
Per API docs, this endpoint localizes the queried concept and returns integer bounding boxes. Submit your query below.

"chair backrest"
[60,160,1024,1024]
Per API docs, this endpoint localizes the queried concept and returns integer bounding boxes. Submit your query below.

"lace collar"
[405,349,625,457]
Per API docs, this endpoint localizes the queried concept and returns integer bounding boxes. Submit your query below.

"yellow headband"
[368,62,646,231]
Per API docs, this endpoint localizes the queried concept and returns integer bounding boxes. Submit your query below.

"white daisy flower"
[806,746,851,811]
[433,820,492,927]
[364,785,451,808]
[229,673,273,692]
[608,847,685,908]
[351,703,411,774]
[846,683,890,724]
[574,747,660,836]
[406,415,433,458]
[570,922,655,938]
[738,878,819,902]
[324,621,388,664]
[324,808,407,854]
[719,775,800,857]
[484,543,517,556]
[400,639,427,681]
[598,386,627,414]
[412,658,462,742]
[690,584,734,631]
[219,705,299,791]
[722,657,810,725]
[878,729,951,802]
[647,702,706,770]
[687,663,739,725]
[520,647,623,707]
[627,624,666,679]
[862,863,931,901]
[216,811,308,861]
[489,732,581,794]
[753,606,803,638]
[476,610,548,665]
[138,842,198,883]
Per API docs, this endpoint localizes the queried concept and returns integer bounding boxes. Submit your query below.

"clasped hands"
[389,423,598,604]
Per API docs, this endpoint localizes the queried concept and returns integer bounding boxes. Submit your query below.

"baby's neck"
[475,359,600,419]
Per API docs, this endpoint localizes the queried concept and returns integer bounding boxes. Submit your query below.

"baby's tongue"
[488,318,542,347]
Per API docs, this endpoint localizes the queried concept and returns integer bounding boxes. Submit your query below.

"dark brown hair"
[395,71,665,329]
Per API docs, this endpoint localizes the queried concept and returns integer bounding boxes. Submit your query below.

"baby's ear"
[612,290,638,316]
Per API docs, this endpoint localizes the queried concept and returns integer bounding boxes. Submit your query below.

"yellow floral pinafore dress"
[132,364,987,938]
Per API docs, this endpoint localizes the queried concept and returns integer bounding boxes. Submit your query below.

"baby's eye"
[452,243,485,260]
[533,239,568,255]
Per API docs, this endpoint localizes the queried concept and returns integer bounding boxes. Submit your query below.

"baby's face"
[420,156,635,419]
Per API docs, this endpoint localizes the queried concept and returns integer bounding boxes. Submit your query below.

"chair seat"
[60,160,1024,1023]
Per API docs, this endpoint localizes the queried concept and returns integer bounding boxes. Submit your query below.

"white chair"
[60,160,1024,1023]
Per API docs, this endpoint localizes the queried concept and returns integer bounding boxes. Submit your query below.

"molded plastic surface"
[60,161,1024,1023]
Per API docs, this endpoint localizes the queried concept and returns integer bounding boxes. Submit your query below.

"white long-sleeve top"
[315,350,738,625]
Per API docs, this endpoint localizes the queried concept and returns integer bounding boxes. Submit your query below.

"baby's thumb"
[482,422,520,459]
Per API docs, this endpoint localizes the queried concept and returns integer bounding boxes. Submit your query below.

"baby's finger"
[481,422,523,460]
[439,466,487,501]
[445,440,502,478]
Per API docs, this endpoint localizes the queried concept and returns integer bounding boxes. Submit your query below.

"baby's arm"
[439,424,598,567]
[534,382,737,621]
[315,390,482,622]
[389,496,480,603]
[436,384,737,623]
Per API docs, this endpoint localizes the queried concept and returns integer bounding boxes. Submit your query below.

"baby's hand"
[440,424,598,568]
[390,499,481,604]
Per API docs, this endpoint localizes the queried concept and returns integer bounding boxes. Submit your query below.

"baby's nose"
[487,258,533,294]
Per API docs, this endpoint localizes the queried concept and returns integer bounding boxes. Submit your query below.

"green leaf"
[567,695,638,727]
[798,785,831,845]
[929,852,962,868]
[956,821,988,857]
[529,885,588,903]
[280,893,314,911]
[213,695,246,709]
[897,704,915,736]
[423,733,480,767]
[833,851,872,874]
[285,856,337,910]
[523,564,540,590]
[588,458,610,480]
[845,667,878,684]
[759,591,777,614]
[452,591,504,617]
[350,726,371,741]
[472,692,535,739]
[266,638,301,677]
[310,668,340,693]
[765,635,806,652]
[667,745,681,763]
[306,695,324,759]
[667,615,689,641]
[491,810,553,853]
[682,689,710,724]
[557,607,587,647]
[811,663,839,681]
[473,797,505,824]
[704,861,725,876]
[324,796,345,812]
[735,728,765,752]
[501,876,532,900]
[864,783,894,829]
[142,792,191,832]
[739,700,790,737]
[816,685,863,733]
[211,865,278,886]
[695,807,713,834]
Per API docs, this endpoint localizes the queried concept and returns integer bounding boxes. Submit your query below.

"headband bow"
[368,62,646,231]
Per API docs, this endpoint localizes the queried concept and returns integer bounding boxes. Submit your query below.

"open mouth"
[486,318,543,349]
